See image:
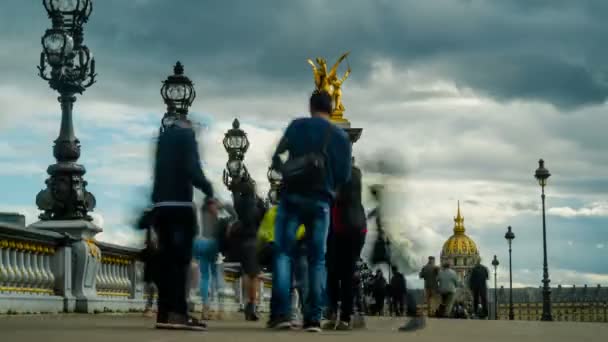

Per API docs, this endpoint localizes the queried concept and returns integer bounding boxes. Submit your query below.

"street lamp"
[535,159,553,322]
[492,255,499,320]
[35,0,97,221]
[160,61,196,126]
[267,167,282,205]
[223,119,250,190]
[504,226,515,320]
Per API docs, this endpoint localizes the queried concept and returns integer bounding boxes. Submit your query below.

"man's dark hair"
[309,91,333,114]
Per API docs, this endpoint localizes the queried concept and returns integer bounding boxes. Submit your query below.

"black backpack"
[281,125,332,194]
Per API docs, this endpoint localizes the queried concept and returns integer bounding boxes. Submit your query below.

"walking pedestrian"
[436,261,461,318]
[324,160,367,330]
[268,90,352,331]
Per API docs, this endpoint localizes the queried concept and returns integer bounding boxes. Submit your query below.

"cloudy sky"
[0,0,607,288]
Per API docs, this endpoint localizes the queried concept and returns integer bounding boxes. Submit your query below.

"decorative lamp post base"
[36,162,96,221]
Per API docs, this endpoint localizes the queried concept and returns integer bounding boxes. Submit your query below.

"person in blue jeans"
[269,91,352,331]
[193,238,222,319]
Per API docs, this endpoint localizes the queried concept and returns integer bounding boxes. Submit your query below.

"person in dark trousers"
[324,161,367,330]
[419,256,440,317]
[469,259,489,319]
[142,222,159,317]
[390,266,406,317]
[269,91,352,332]
[229,178,266,321]
[151,117,216,331]
[371,270,387,316]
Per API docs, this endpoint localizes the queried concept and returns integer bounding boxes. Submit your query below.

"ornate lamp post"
[35,0,97,221]
[505,226,515,320]
[267,167,282,205]
[222,119,250,190]
[535,159,553,321]
[160,61,196,130]
[492,255,500,320]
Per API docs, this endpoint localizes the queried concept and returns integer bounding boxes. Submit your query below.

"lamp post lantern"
[492,255,499,320]
[35,0,97,221]
[504,226,515,320]
[535,159,553,321]
[267,167,282,205]
[222,119,250,190]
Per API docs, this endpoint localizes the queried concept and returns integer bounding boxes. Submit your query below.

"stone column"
[30,220,101,313]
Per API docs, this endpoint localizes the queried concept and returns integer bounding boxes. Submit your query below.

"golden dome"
[441,201,480,257]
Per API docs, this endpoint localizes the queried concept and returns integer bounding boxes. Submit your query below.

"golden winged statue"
[307,52,351,121]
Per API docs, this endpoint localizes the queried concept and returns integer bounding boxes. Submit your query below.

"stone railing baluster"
[0,240,8,293]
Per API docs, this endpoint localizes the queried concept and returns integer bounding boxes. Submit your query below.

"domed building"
[440,201,480,283]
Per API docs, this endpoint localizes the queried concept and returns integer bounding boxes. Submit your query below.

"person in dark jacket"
[390,266,407,316]
[372,270,387,315]
[151,117,216,331]
[468,259,489,318]
[324,162,367,330]
[229,178,266,321]
[269,91,352,331]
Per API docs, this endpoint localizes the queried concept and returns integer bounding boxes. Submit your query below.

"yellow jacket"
[257,205,305,244]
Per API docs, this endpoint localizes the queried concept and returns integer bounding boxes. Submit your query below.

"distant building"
[491,285,608,322]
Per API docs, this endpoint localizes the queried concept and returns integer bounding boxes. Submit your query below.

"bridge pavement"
[0,314,605,342]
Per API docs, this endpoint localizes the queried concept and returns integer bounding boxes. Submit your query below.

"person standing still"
[152,117,216,331]
[469,259,489,319]
[389,266,406,317]
[419,256,440,317]
[269,91,352,331]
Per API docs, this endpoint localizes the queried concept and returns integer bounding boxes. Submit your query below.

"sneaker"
[304,321,322,332]
[321,320,336,330]
[267,316,292,330]
[398,317,426,332]
[157,313,207,331]
[335,321,351,331]
[143,308,155,318]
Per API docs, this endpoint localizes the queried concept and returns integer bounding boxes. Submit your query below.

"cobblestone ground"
[0,314,606,342]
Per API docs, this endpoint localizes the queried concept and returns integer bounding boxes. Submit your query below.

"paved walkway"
[0,314,605,342]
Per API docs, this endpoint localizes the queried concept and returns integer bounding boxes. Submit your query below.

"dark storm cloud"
[1,0,607,109]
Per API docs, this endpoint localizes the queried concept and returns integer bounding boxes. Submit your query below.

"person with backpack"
[228,178,266,321]
[323,160,366,330]
[268,91,352,331]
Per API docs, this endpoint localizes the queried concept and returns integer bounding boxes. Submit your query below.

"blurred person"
[269,91,352,331]
[141,218,159,318]
[193,200,227,320]
[152,117,216,331]
[324,159,367,330]
[419,256,439,317]
[257,204,308,327]
[228,178,266,321]
[371,270,387,316]
[390,266,406,317]
[469,259,489,319]
[436,261,461,318]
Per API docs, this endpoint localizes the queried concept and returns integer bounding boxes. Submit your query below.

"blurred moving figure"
[193,200,228,320]
[419,256,440,317]
[324,160,367,330]
[151,118,216,331]
[469,259,489,319]
[436,261,461,318]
